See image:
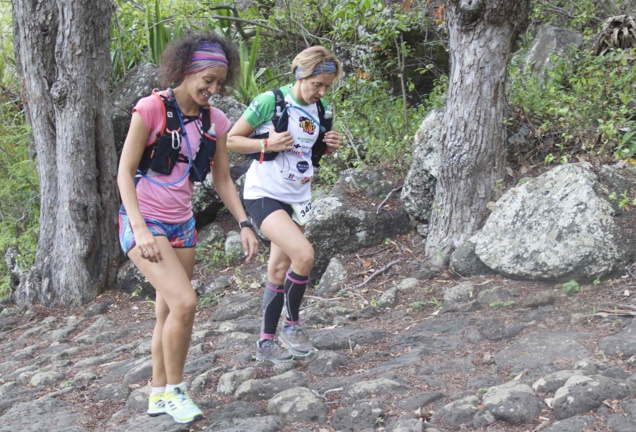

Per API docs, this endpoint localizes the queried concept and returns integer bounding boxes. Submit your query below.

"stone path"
[1,276,636,432]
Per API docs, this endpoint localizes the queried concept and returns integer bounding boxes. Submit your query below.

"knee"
[293,245,314,271]
[269,261,289,283]
[169,293,197,323]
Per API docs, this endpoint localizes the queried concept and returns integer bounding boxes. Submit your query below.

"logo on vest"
[299,116,317,135]
[297,161,309,173]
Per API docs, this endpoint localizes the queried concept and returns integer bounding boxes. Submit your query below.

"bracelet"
[264,139,269,152]
[259,139,265,164]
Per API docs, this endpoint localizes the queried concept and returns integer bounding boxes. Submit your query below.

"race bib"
[291,200,313,225]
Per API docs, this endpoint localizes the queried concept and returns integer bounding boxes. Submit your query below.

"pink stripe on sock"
[265,282,284,293]
[286,272,309,284]
[285,320,299,326]
[260,333,275,340]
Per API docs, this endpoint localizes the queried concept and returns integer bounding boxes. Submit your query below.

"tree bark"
[424,0,531,264]
[12,0,120,307]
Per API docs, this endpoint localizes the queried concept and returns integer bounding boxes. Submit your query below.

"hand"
[135,227,162,263]
[324,130,341,152]
[267,127,294,152]
[240,227,259,262]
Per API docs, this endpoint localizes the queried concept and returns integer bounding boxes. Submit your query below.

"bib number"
[291,200,313,225]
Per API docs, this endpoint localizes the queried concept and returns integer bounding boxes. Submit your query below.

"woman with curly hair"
[117,33,258,424]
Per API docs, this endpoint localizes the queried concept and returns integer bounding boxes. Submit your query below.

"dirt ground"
[8,213,636,431]
[5,163,636,431]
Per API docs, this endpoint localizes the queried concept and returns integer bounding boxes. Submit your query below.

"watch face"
[240,220,253,229]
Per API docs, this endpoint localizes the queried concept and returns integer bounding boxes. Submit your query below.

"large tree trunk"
[424,0,531,264]
[12,0,120,307]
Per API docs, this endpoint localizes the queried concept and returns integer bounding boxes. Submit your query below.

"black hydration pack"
[137,90,217,183]
[247,88,332,167]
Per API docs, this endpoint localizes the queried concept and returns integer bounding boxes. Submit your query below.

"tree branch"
[376,186,403,214]
[208,12,280,38]
[341,122,364,164]
[352,260,401,289]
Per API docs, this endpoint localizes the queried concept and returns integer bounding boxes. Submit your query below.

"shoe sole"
[279,340,316,357]
[167,413,204,424]
[278,335,316,357]
[255,355,294,364]
[147,411,166,417]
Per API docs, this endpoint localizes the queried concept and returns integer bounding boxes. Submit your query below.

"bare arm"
[227,116,293,154]
[211,133,259,261]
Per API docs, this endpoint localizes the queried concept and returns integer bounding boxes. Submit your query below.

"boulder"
[523,25,584,76]
[400,109,443,221]
[475,163,631,281]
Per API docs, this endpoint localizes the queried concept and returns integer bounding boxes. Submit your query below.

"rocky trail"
[1,227,636,432]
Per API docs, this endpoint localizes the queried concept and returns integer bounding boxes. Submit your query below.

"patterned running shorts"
[118,212,197,255]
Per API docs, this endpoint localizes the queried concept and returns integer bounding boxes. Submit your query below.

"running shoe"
[279,324,316,357]
[164,386,204,424]
[255,339,294,364]
[147,391,166,416]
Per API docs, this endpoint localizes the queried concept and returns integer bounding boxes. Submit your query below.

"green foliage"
[198,293,220,308]
[560,280,581,296]
[407,300,426,312]
[490,300,515,309]
[508,43,636,163]
[0,146,39,299]
[427,297,442,308]
[0,5,38,299]
[318,76,429,185]
[110,0,230,83]
[145,0,172,66]
[531,0,605,35]
[312,0,444,184]
[196,241,226,267]
[234,29,273,105]
[608,190,636,210]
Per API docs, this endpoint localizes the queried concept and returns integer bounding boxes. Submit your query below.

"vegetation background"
[1,0,635,298]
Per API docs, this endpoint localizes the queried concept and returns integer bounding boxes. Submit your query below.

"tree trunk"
[424,0,531,264]
[12,0,120,307]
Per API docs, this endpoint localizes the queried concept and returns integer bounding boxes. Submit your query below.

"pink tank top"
[132,92,231,223]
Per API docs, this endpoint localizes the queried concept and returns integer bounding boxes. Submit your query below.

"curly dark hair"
[157,32,240,96]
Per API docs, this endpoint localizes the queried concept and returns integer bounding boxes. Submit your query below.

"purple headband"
[294,61,337,80]
[185,42,228,74]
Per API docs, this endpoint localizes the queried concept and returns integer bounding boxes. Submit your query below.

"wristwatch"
[239,219,253,229]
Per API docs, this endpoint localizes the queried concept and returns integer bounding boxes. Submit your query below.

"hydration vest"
[247,88,332,167]
[137,90,217,183]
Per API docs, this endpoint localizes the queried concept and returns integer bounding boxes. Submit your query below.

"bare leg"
[150,292,169,386]
[260,210,313,283]
[130,237,197,385]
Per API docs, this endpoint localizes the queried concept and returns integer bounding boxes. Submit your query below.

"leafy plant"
[561,280,581,296]
[145,0,171,66]
[110,0,229,83]
[234,29,273,105]
[428,297,442,308]
[508,40,636,164]
[408,300,426,312]
[196,241,226,267]
[198,293,220,308]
